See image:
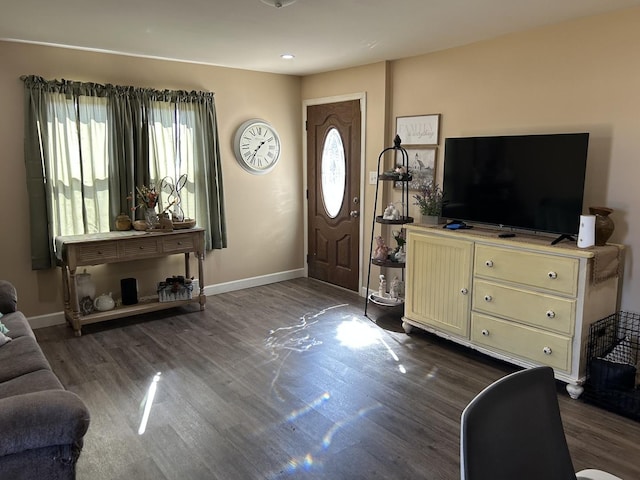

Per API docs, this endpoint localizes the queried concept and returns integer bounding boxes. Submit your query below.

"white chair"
[460,366,622,480]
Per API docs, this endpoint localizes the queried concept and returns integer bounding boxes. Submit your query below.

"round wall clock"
[233,119,282,174]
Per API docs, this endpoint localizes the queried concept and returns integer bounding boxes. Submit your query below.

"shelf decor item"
[144,207,158,230]
[115,213,132,231]
[395,146,437,190]
[588,206,615,246]
[130,184,160,230]
[413,181,444,224]
[395,114,440,146]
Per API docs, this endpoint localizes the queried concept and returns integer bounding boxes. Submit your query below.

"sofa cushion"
[0,336,52,383]
[0,369,63,400]
[1,311,36,340]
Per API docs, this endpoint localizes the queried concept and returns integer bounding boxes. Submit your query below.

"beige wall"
[387,7,640,312]
[0,41,304,318]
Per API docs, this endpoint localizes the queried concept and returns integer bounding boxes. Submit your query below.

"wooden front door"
[307,100,361,291]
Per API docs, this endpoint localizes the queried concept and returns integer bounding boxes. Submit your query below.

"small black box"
[120,278,138,305]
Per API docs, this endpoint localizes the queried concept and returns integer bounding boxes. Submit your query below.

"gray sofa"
[0,280,90,479]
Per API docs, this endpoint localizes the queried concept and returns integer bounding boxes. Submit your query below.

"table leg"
[67,268,82,336]
[198,251,205,310]
[60,265,70,313]
[184,252,191,279]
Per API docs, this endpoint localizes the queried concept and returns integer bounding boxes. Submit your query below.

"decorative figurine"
[373,236,390,260]
[389,276,400,299]
[382,203,400,220]
[394,245,406,263]
[378,274,387,298]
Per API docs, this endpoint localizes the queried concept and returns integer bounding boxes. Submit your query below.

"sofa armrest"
[0,390,90,457]
[0,280,18,314]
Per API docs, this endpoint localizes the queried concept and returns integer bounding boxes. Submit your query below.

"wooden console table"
[56,228,206,336]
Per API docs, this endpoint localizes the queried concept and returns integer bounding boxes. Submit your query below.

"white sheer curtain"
[44,93,111,235]
[148,100,196,221]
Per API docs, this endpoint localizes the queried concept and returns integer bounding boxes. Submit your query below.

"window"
[22,76,227,269]
[320,128,346,218]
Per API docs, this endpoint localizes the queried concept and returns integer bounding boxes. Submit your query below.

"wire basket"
[583,311,640,421]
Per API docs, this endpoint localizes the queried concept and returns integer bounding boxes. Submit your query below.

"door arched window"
[321,128,346,218]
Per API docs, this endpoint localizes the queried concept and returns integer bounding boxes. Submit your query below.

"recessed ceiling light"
[260,0,297,8]
[281,54,295,60]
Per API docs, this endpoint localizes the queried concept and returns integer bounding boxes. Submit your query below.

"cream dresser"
[56,228,206,336]
[402,224,623,398]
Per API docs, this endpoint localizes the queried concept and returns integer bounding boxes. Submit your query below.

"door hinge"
[306,254,310,263]
[305,120,308,131]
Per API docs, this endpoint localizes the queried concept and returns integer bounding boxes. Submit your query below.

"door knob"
[350,210,360,218]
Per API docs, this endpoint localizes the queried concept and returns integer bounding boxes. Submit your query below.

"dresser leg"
[402,321,413,334]
[566,383,584,399]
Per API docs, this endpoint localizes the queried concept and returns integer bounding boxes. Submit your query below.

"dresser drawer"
[163,234,196,253]
[471,313,571,371]
[474,245,579,296]
[121,238,160,257]
[76,241,118,264]
[473,280,576,335]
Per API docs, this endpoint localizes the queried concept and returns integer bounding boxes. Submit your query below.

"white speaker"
[577,215,595,248]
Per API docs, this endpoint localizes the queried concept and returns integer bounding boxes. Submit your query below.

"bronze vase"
[115,213,132,231]
[588,206,614,246]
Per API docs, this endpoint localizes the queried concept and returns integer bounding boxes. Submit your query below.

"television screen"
[441,132,589,237]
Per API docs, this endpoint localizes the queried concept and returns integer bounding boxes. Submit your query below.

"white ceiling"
[2,0,640,76]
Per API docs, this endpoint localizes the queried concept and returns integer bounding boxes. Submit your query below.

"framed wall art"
[396,114,440,146]
[395,146,437,190]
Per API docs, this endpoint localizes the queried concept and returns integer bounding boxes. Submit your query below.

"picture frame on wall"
[395,147,437,190]
[396,114,440,146]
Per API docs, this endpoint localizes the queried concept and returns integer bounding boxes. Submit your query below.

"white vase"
[76,269,95,301]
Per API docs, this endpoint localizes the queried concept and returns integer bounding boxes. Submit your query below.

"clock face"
[234,119,281,174]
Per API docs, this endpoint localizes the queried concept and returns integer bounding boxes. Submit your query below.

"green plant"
[413,181,444,216]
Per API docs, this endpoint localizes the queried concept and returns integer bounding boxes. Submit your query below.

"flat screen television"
[441,132,589,239]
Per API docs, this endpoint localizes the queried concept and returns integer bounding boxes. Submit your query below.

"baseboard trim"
[28,268,306,330]
[28,312,66,330]
[203,269,305,296]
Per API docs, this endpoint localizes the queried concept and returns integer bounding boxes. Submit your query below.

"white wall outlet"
[369,171,378,184]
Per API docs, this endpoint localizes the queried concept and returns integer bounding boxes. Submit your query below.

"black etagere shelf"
[365,135,414,316]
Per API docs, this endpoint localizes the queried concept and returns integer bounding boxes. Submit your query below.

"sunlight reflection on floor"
[265,305,408,477]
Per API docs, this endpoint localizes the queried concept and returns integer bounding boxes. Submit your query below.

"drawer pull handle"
[548,271,557,280]
[460,288,469,295]
[543,346,553,355]
[139,246,144,250]
[485,260,494,268]
[177,241,182,245]
[546,310,556,319]
[484,295,492,302]
[481,329,490,336]
[97,251,102,255]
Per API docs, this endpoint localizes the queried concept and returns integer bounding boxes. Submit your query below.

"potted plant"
[413,181,445,225]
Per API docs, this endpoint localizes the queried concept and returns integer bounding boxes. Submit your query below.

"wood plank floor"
[35,278,640,479]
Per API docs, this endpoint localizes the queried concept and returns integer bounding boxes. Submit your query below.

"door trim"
[302,92,367,295]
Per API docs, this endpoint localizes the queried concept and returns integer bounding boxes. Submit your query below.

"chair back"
[460,366,578,480]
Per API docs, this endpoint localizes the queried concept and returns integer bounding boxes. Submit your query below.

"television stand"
[550,234,575,246]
